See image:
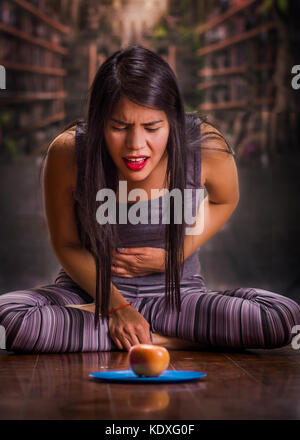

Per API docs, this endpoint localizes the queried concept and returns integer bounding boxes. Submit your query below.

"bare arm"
[184,123,240,259]
[43,130,117,302]
[43,130,152,350]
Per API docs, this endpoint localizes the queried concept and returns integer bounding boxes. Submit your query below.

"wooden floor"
[1,346,300,420]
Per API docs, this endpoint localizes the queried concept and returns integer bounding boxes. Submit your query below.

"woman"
[0,46,299,353]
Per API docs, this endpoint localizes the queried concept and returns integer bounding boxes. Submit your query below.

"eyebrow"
[110,118,163,126]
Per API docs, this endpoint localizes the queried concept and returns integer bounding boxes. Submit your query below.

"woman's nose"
[126,128,146,150]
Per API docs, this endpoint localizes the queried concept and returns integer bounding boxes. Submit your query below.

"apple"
[129,344,170,377]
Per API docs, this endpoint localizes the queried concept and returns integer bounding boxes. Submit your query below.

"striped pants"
[0,269,299,353]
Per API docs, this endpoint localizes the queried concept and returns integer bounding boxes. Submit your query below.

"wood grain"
[1,346,299,420]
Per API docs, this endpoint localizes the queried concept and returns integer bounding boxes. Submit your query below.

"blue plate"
[89,370,206,383]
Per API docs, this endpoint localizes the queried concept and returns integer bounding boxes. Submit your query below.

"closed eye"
[112,126,160,132]
[145,127,160,132]
[111,126,127,131]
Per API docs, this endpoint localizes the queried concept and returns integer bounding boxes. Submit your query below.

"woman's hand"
[65,302,152,351]
[111,247,166,278]
[108,305,152,351]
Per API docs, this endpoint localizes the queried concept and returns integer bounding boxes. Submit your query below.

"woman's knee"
[0,290,43,331]
[0,289,51,309]
[0,290,51,352]
[253,289,300,348]
[0,297,112,353]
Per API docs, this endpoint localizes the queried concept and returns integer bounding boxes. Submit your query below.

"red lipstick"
[123,156,149,171]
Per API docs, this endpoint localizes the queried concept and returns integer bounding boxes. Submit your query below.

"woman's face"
[104,95,170,186]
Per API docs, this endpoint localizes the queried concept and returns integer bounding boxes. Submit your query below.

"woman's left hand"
[111,247,166,278]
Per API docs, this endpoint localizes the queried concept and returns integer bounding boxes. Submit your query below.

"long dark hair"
[39,45,235,328]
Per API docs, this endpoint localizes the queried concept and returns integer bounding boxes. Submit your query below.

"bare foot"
[65,303,96,313]
[152,333,204,350]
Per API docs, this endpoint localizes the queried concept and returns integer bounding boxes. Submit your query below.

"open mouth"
[123,157,149,171]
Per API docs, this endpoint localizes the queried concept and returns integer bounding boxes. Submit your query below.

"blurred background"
[0,0,299,303]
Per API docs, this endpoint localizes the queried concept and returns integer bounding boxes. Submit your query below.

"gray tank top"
[61,121,206,287]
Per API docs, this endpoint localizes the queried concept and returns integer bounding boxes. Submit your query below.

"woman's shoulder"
[46,126,77,190]
[48,125,76,152]
[185,113,235,186]
[199,121,235,166]
[185,112,233,154]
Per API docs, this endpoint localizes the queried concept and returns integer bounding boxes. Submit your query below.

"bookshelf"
[197,0,277,113]
[12,0,70,34]
[196,0,258,36]
[2,60,66,76]
[197,23,276,57]
[0,22,68,54]
[0,0,70,159]
[199,98,274,112]
[198,64,274,78]
[196,0,279,162]
[1,91,67,104]
[7,112,66,138]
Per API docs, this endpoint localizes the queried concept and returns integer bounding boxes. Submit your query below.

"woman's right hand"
[108,305,152,351]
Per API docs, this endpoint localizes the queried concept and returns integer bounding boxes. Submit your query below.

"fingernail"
[118,247,125,251]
